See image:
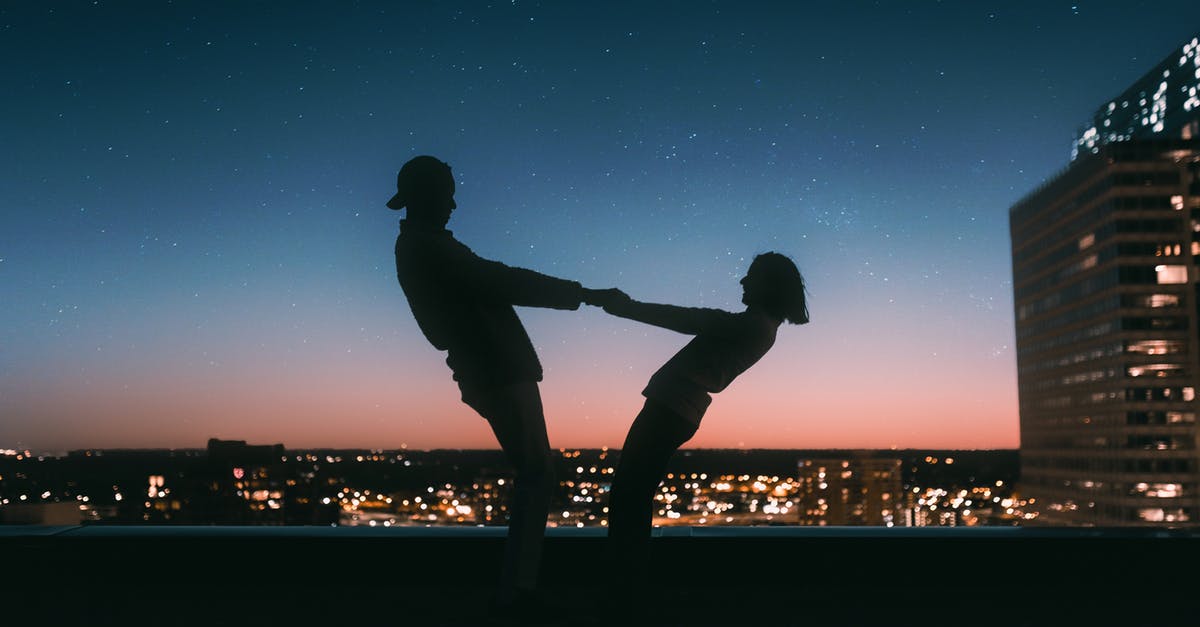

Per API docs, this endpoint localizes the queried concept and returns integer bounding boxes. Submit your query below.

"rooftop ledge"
[4,523,1199,539]
[5,526,1198,625]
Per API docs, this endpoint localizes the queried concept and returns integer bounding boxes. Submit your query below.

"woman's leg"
[607,399,698,581]
[461,381,556,601]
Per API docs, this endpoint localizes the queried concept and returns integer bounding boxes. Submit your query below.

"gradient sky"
[4,2,1200,452]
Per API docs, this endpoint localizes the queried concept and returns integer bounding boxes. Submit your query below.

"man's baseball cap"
[387,155,452,210]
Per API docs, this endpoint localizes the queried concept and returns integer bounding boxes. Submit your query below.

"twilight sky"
[4,2,1200,452]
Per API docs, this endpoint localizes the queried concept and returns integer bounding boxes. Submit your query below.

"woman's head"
[740,252,809,324]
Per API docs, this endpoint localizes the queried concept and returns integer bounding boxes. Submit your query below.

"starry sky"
[4,2,1200,453]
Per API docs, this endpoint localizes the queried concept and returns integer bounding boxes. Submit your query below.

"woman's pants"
[607,398,699,579]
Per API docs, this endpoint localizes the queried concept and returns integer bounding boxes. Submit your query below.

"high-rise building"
[1073,36,1200,160]
[1011,36,1200,526]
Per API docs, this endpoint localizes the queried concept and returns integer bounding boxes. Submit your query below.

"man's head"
[388,155,456,226]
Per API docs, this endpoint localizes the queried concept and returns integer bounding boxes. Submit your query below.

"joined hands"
[582,287,631,309]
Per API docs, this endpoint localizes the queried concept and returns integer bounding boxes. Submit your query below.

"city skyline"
[0,441,1024,528]
[5,3,1200,451]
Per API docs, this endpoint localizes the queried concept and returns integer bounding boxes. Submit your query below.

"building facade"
[1010,138,1200,525]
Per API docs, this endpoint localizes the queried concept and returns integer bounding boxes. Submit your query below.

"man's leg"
[462,381,556,601]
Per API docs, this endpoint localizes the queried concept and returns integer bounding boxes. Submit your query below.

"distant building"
[1011,35,1200,526]
[1073,36,1200,159]
[195,438,284,523]
[0,502,85,525]
[142,472,187,522]
[794,456,902,526]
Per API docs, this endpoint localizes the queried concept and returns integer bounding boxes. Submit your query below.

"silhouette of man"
[388,155,614,617]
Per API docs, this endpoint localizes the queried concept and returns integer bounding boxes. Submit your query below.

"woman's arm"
[602,297,731,335]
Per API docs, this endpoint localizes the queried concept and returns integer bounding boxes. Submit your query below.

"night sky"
[4,2,1200,452]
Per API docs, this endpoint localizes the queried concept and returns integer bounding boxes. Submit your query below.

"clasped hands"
[581,287,631,309]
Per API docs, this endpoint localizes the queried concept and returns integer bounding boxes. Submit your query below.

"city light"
[0,445,1031,528]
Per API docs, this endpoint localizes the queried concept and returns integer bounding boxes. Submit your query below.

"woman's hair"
[750,252,809,325]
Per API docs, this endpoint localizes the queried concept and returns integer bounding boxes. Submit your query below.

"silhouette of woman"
[601,252,809,595]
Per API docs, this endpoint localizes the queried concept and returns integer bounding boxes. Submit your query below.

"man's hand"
[582,287,631,308]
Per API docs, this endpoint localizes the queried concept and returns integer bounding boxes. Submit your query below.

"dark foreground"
[2,525,1196,626]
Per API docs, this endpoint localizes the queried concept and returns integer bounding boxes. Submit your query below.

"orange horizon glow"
[1,298,1022,452]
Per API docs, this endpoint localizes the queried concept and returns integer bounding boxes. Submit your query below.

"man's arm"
[436,240,595,310]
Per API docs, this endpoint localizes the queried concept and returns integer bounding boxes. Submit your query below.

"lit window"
[1126,364,1186,378]
[1138,508,1165,522]
[1167,412,1196,424]
[1148,294,1180,308]
[1155,265,1187,284]
[1144,483,1183,498]
[1126,340,1185,355]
